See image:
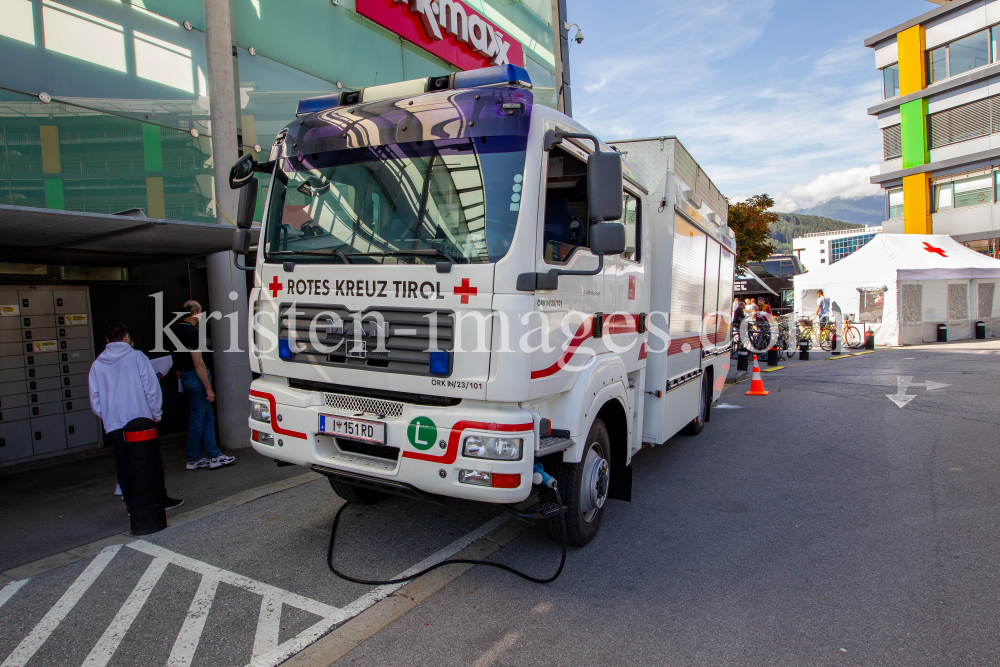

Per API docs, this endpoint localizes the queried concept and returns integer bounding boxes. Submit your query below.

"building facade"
[792,226,883,272]
[0,0,568,468]
[867,0,1000,258]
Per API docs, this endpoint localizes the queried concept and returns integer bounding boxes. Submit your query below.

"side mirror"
[587,150,623,222]
[233,229,252,255]
[237,178,258,229]
[589,222,626,256]
[229,153,256,189]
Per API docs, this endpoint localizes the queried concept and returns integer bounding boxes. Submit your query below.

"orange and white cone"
[745,355,769,396]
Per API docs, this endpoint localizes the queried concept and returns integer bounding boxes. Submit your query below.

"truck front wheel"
[327,476,390,505]
[681,375,709,436]
[545,418,610,547]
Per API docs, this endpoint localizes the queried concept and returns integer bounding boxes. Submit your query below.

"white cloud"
[773,164,881,211]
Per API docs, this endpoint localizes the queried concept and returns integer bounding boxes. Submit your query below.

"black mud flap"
[608,464,632,502]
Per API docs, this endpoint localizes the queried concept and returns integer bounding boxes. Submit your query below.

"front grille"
[289,378,462,407]
[279,304,454,376]
[325,392,404,418]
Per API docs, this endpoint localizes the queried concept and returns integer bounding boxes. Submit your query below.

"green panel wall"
[900,98,929,169]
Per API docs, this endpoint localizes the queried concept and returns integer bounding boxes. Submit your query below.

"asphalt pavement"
[3,339,1000,667]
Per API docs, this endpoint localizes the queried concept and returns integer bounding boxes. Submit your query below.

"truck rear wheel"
[327,476,390,505]
[681,375,709,436]
[545,418,610,547]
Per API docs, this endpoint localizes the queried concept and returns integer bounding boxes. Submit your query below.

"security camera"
[574,29,584,45]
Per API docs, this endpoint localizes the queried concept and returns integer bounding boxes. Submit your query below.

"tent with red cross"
[793,234,1000,346]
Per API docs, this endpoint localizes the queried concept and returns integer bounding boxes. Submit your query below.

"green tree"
[728,194,778,272]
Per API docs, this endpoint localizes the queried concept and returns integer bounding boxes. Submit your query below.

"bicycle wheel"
[845,326,862,348]
[820,329,834,351]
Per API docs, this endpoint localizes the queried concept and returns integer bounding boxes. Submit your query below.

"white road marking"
[1,545,121,667]
[1,513,511,667]
[82,557,170,667]
[472,630,522,667]
[0,579,29,610]
[714,403,744,409]
[887,376,950,408]
[166,575,219,667]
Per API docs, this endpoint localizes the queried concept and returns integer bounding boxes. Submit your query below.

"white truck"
[229,65,736,546]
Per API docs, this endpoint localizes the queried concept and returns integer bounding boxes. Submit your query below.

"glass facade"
[829,233,878,264]
[888,187,904,219]
[933,172,994,211]
[928,28,991,84]
[882,63,899,99]
[0,0,560,226]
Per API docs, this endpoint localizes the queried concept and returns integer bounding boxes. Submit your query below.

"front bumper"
[247,376,536,503]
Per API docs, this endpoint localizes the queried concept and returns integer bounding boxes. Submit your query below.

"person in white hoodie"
[89,323,183,512]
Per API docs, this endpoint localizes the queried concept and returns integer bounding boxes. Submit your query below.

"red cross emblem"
[923,242,947,258]
[268,275,283,298]
[453,278,477,304]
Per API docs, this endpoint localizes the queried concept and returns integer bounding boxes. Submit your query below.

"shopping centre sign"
[357,0,525,71]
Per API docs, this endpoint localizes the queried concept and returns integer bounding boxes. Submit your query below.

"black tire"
[682,375,709,436]
[845,326,862,348]
[327,476,390,505]
[544,419,611,547]
[820,331,834,352]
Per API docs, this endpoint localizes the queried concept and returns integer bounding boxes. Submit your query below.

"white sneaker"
[186,458,210,470]
[209,454,235,469]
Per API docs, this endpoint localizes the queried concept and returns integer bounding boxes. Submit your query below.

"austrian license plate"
[319,414,385,444]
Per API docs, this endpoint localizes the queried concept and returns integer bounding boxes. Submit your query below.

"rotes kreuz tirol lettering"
[285,279,446,300]
[399,0,513,66]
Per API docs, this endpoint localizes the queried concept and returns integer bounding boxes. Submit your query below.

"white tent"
[793,234,1000,346]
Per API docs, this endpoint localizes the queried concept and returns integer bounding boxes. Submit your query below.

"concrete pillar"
[204,0,251,449]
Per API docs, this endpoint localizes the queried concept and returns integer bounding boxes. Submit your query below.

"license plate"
[319,414,385,444]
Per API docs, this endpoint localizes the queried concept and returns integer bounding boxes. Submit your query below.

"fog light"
[252,430,275,446]
[458,469,491,486]
[491,473,520,489]
[429,350,450,375]
[251,401,270,423]
[278,338,292,359]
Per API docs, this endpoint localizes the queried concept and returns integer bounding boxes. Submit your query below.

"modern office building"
[792,226,883,271]
[0,0,570,468]
[866,0,1000,258]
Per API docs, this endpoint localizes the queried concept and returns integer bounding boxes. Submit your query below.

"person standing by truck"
[89,323,183,512]
[171,300,235,470]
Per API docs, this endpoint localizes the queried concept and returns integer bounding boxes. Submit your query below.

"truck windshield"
[263,136,528,265]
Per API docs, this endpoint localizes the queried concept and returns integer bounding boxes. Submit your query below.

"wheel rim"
[580,442,609,523]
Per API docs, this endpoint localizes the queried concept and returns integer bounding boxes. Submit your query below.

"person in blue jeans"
[171,300,235,470]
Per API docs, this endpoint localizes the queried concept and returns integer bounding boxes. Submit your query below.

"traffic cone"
[745,355,769,396]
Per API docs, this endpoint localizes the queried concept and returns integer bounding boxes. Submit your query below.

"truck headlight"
[462,435,522,460]
[251,401,270,423]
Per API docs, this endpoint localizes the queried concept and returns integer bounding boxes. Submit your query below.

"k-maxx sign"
[358,0,524,71]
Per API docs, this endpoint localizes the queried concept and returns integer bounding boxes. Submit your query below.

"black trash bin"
[864,329,875,350]
[736,349,748,371]
[799,341,809,360]
[767,347,779,366]
[830,331,840,355]
[937,323,947,342]
[976,321,986,339]
[123,417,167,536]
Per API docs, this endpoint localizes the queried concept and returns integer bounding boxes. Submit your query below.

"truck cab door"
[527,143,610,393]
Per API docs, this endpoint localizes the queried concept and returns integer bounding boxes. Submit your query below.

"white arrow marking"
[887,376,949,408]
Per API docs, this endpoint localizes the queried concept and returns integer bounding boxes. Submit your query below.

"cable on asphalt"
[326,487,569,586]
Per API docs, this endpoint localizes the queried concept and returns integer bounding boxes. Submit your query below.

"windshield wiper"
[347,249,457,273]
[268,249,352,264]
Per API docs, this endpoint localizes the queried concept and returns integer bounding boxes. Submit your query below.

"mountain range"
[796,195,885,225]
[769,213,863,255]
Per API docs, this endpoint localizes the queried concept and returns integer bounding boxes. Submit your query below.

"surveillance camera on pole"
[564,21,584,45]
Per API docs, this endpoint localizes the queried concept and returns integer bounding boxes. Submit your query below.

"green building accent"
[900,98,929,169]
[142,124,163,172]
[43,179,64,210]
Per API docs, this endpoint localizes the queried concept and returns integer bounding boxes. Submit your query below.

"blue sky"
[566,0,932,211]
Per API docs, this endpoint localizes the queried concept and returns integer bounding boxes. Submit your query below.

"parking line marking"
[251,595,282,662]
[82,557,170,667]
[0,579,29,610]
[166,575,219,667]
[1,544,121,667]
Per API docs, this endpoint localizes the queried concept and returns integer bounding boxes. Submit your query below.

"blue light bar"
[278,338,292,359]
[296,93,343,117]
[453,65,531,90]
[429,351,450,376]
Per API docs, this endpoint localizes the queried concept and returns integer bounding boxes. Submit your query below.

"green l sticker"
[407,416,437,451]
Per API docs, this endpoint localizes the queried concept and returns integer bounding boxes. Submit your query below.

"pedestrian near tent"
[171,300,235,470]
[89,324,183,512]
[815,289,831,331]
